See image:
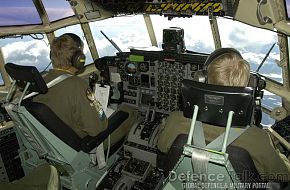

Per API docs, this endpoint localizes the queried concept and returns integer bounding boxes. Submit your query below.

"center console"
[116,49,207,113]
[95,48,208,189]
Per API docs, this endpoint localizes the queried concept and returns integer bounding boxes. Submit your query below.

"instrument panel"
[114,49,208,113]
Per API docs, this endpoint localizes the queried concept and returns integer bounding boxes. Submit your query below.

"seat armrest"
[80,111,129,153]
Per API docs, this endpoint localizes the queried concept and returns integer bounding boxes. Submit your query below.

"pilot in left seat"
[33,33,137,147]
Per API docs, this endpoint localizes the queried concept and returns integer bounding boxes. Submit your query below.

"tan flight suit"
[157,111,290,182]
[34,69,137,146]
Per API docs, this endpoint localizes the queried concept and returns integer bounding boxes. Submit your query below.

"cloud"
[150,15,215,53]
[90,15,149,37]
[113,31,151,50]
[2,15,282,70]
[242,52,265,65]
[90,15,216,53]
[217,18,277,48]
[90,15,152,55]
[263,90,275,96]
[273,102,282,106]
[261,73,283,83]
[92,31,152,57]
[261,73,282,80]
[2,40,50,71]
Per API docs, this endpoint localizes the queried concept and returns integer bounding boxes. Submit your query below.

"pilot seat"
[3,63,129,190]
[162,79,262,190]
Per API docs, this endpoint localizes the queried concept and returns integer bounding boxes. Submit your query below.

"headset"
[65,33,86,70]
[194,48,243,83]
[194,47,265,126]
[50,33,86,70]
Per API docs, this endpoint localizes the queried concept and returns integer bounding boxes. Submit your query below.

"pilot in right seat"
[33,33,137,148]
[157,48,290,183]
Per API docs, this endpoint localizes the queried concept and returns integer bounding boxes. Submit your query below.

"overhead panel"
[93,0,233,18]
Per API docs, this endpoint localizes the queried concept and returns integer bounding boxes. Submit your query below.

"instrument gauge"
[190,64,198,71]
[139,62,149,72]
[125,62,137,75]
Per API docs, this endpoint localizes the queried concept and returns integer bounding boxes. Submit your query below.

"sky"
[286,0,290,18]
[0,15,283,126]
[0,0,74,26]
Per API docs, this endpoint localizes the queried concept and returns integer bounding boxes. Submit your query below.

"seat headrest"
[5,63,48,94]
[182,79,255,127]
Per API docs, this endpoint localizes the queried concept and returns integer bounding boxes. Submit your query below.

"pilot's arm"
[73,79,108,137]
[234,127,290,182]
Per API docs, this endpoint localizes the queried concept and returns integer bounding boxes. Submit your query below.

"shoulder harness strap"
[24,74,72,99]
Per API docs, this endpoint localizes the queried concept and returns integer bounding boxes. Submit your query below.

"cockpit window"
[261,90,282,126]
[217,17,283,84]
[284,0,290,19]
[42,0,75,22]
[0,0,42,26]
[217,17,283,127]
[55,25,93,65]
[0,73,4,86]
[1,35,50,72]
[150,15,215,54]
[89,15,152,57]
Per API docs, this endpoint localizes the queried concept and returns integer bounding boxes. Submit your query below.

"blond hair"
[50,34,79,69]
[207,52,250,87]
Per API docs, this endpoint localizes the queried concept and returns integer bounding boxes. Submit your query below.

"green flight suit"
[0,164,59,190]
[34,69,137,146]
[157,111,290,182]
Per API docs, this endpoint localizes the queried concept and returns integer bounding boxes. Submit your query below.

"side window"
[1,35,50,72]
[217,18,283,83]
[261,90,282,126]
[217,18,283,126]
[55,24,93,65]
[0,73,4,86]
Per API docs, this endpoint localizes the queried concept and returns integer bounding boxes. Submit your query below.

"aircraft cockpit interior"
[0,0,290,190]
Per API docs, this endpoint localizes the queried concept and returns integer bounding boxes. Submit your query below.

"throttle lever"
[150,103,157,122]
